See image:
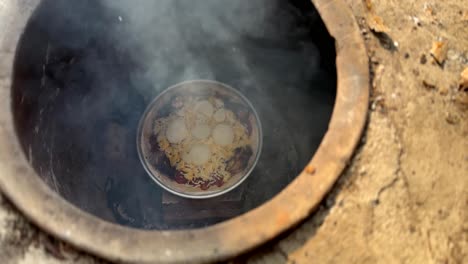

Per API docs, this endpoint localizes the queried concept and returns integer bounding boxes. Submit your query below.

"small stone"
[445,113,460,125]
[410,16,422,27]
[447,49,460,61]
[371,96,385,110]
[420,54,428,64]
[305,165,316,175]
[459,67,468,92]
[422,80,437,90]
[358,167,367,175]
[371,56,379,64]
[438,86,449,95]
[424,3,436,16]
[367,13,390,33]
[430,40,448,66]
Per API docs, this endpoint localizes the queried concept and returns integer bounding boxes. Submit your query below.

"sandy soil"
[1,0,467,263]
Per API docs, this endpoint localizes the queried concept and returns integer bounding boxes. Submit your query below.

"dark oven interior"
[12,0,336,230]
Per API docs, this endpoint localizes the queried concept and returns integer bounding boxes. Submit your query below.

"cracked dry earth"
[1,0,467,263]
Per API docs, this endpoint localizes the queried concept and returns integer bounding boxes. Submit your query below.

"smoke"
[98,0,322,98]
[95,0,327,170]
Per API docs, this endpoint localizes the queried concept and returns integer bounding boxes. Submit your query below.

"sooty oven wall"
[12,0,336,230]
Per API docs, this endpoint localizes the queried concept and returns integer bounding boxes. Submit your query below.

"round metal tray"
[137,80,263,199]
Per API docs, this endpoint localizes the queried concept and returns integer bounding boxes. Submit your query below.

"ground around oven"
[1,0,467,263]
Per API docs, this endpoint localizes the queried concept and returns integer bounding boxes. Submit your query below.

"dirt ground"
[1,0,467,263]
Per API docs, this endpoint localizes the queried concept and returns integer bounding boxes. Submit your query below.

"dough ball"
[183,144,211,165]
[213,124,234,146]
[195,100,214,117]
[166,118,188,144]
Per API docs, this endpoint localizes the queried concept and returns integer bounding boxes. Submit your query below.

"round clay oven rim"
[0,0,369,263]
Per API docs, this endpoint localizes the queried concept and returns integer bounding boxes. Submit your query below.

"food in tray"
[149,94,255,190]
